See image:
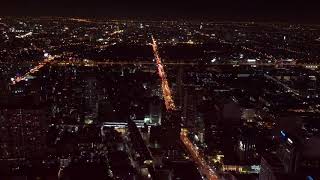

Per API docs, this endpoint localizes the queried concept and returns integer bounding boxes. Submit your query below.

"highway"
[264,73,300,96]
[151,36,176,111]
[151,36,218,180]
[10,55,57,85]
[69,18,93,23]
[180,129,218,180]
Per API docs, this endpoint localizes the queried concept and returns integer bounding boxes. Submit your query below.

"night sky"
[1,0,319,22]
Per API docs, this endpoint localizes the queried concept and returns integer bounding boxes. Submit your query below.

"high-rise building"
[176,66,183,109]
[182,86,203,129]
[237,127,258,163]
[82,76,98,122]
[277,131,320,174]
[259,153,319,180]
[161,110,182,159]
[182,87,198,128]
[259,154,284,180]
[277,132,297,173]
[222,99,241,124]
[149,98,162,125]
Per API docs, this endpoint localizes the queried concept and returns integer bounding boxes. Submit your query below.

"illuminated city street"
[0,16,319,180]
[181,129,218,180]
[151,36,176,111]
[152,35,219,179]
[10,54,56,85]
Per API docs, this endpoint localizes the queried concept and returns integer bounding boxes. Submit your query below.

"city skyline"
[0,16,319,180]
